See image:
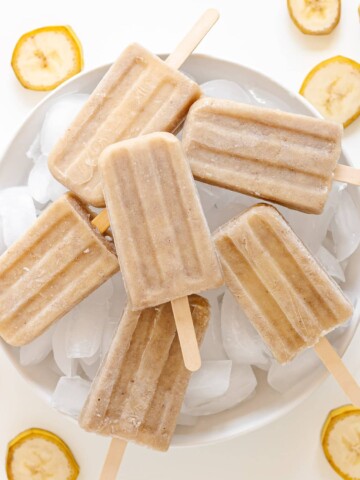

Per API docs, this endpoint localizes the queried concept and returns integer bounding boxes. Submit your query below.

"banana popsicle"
[79,295,210,451]
[48,43,201,207]
[99,132,223,310]
[182,98,343,214]
[214,204,353,363]
[0,193,119,346]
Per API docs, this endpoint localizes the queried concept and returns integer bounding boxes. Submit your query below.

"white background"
[1,0,360,478]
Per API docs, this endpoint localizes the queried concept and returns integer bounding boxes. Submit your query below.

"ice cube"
[316,245,345,283]
[40,94,90,155]
[247,86,296,112]
[108,273,127,318]
[200,79,254,104]
[268,329,348,395]
[267,348,323,393]
[196,182,227,215]
[65,279,113,359]
[182,364,256,416]
[47,177,68,202]
[101,318,120,358]
[52,312,78,376]
[27,155,52,204]
[330,188,360,261]
[52,376,91,418]
[0,219,6,255]
[87,278,114,305]
[81,350,100,366]
[26,134,42,162]
[80,358,101,381]
[200,288,227,360]
[0,187,37,247]
[205,191,256,233]
[20,325,56,366]
[221,291,271,369]
[184,360,232,409]
[66,303,108,359]
[278,183,342,254]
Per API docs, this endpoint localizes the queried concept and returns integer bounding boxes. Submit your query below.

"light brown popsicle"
[182,97,343,214]
[214,204,353,363]
[0,193,119,346]
[99,132,223,310]
[79,295,210,451]
[48,43,201,207]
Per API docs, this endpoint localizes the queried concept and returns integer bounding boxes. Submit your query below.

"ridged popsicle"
[79,295,210,451]
[214,204,353,363]
[0,193,119,346]
[99,132,223,310]
[182,97,343,214]
[48,43,201,207]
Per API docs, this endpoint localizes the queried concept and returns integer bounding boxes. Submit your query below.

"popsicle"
[48,44,201,207]
[214,204,360,406]
[182,97,347,214]
[100,132,222,308]
[99,132,223,370]
[0,193,119,346]
[79,294,210,451]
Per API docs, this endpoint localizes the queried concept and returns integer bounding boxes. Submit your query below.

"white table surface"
[1,0,360,478]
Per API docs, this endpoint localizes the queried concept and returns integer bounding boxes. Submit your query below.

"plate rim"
[0,52,357,449]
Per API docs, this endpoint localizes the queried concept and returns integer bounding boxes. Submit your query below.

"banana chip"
[11,26,83,91]
[300,56,360,127]
[6,428,79,480]
[322,405,360,480]
[288,0,341,35]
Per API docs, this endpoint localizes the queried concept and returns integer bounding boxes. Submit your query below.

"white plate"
[1,54,359,448]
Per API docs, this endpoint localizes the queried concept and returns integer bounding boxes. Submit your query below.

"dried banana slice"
[6,428,79,480]
[11,26,83,91]
[322,405,360,480]
[288,0,341,35]
[300,55,360,127]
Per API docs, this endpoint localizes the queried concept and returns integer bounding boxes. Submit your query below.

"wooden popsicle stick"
[99,438,127,480]
[91,209,110,234]
[90,10,219,238]
[94,10,219,479]
[92,215,202,372]
[334,164,360,186]
[314,337,360,406]
[165,9,220,69]
[171,296,201,372]
[91,9,219,371]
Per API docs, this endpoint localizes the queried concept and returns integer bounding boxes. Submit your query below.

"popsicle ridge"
[214,204,353,363]
[0,193,119,346]
[79,295,210,451]
[63,78,178,185]
[100,132,223,309]
[49,44,201,207]
[150,140,207,276]
[182,98,343,214]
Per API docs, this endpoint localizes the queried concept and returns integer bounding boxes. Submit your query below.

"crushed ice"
[2,81,360,424]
